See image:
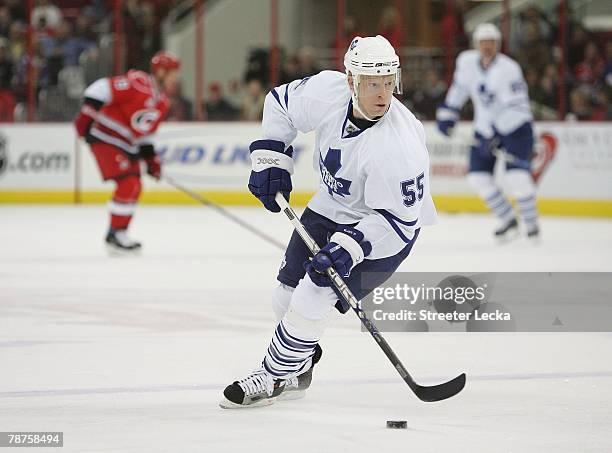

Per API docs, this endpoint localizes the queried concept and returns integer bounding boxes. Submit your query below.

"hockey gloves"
[435,104,459,137]
[145,155,161,179]
[248,139,294,213]
[139,144,161,180]
[305,226,372,287]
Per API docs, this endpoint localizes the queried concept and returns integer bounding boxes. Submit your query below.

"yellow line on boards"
[1,191,612,217]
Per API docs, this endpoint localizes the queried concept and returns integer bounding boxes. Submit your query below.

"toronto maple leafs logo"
[478,84,495,106]
[319,148,351,197]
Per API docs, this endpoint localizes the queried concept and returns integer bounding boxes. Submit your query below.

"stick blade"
[412,373,466,402]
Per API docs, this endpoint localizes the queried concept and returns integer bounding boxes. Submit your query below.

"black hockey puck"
[386,420,407,429]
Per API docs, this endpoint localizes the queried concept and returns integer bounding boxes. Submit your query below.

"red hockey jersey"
[83,70,170,156]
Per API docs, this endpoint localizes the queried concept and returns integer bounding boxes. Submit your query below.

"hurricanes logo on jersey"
[319,148,351,197]
[131,109,161,134]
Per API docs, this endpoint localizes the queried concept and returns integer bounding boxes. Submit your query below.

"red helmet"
[150,51,181,72]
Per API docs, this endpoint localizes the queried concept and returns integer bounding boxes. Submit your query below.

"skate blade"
[105,243,142,257]
[495,229,519,245]
[275,389,306,402]
[527,235,541,245]
[219,397,275,409]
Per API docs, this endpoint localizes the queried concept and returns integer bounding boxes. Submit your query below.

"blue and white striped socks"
[262,320,318,379]
[516,194,539,232]
[484,189,515,223]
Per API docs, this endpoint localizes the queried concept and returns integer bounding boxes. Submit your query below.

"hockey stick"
[274,192,466,402]
[485,136,557,184]
[163,176,286,250]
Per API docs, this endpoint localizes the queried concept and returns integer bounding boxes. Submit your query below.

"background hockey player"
[436,23,540,241]
[221,35,437,408]
[74,51,181,253]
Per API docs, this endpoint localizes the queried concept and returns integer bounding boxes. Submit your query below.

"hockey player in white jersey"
[220,35,437,408]
[436,23,539,241]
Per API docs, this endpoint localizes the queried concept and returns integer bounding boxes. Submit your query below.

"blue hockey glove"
[436,104,459,137]
[304,226,372,287]
[248,139,294,213]
[437,119,456,137]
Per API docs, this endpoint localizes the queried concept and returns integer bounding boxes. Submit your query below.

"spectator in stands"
[0,37,15,121]
[205,81,238,121]
[516,21,551,75]
[539,63,559,110]
[280,54,299,85]
[604,42,612,91]
[80,47,106,86]
[567,87,593,121]
[377,5,404,49]
[511,5,553,55]
[591,88,610,121]
[331,15,363,70]
[525,68,541,102]
[574,41,604,87]
[0,6,12,39]
[241,78,265,121]
[82,0,108,25]
[295,46,320,79]
[74,15,97,43]
[399,70,417,113]
[8,21,26,62]
[441,0,468,54]
[412,69,446,120]
[441,0,468,85]
[166,83,193,121]
[40,20,95,85]
[568,25,589,70]
[3,0,25,23]
[11,34,45,105]
[525,67,557,120]
[31,0,62,31]
[124,0,159,71]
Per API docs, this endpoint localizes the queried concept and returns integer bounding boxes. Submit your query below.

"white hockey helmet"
[344,35,401,120]
[473,23,501,45]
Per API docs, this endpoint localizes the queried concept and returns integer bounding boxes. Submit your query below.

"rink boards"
[0,122,611,217]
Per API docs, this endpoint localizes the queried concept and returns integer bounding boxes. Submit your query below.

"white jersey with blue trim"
[444,50,533,137]
[262,70,437,259]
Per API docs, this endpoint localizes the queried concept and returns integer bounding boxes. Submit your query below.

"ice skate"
[526,225,541,244]
[277,344,322,402]
[105,229,142,255]
[220,368,287,409]
[494,218,519,243]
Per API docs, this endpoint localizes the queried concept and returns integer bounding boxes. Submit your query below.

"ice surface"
[1,205,611,452]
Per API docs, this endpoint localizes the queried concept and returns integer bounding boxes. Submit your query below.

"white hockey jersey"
[262,70,437,259]
[444,50,532,137]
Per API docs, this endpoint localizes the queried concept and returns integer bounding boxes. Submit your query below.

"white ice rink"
[1,205,612,453]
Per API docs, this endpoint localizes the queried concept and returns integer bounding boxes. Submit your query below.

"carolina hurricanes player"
[74,51,180,253]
